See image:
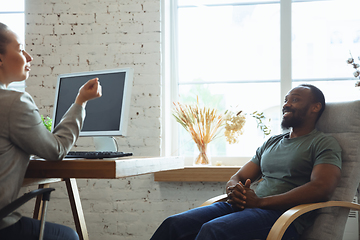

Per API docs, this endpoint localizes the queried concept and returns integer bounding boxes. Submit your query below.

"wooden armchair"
[201,100,360,240]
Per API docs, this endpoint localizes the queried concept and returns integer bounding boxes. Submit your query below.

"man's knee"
[163,214,185,227]
[196,221,223,240]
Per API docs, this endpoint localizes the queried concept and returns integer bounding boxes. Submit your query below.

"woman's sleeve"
[8,92,85,161]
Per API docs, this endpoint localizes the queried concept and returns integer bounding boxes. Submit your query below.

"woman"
[0,22,102,240]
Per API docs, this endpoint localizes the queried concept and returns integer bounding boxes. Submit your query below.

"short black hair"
[299,84,325,121]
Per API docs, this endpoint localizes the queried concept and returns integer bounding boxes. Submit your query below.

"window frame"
[161,0,355,160]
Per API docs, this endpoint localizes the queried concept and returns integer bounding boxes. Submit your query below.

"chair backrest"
[300,100,360,240]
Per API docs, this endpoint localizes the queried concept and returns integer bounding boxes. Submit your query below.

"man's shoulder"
[263,130,339,148]
[311,129,341,149]
[310,129,337,142]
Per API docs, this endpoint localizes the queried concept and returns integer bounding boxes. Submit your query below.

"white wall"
[20,1,226,239]
[25,0,161,155]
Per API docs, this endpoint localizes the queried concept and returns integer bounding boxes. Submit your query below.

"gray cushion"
[300,100,360,240]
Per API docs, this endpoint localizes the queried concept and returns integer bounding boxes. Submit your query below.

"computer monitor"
[52,68,133,150]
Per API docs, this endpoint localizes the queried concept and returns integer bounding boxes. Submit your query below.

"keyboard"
[65,151,133,159]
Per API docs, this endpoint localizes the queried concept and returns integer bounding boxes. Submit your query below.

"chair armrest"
[266,201,360,240]
[200,194,228,207]
[0,188,55,220]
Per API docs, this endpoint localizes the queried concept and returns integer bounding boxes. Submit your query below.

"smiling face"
[281,86,318,130]
[0,29,33,86]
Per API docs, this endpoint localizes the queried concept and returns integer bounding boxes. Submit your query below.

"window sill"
[154,165,241,182]
[154,156,249,182]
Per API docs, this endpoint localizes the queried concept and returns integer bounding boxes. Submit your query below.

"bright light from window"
[178,3,280,83]
[292,0,360,80]
[0,0,25,91]
[0,0,24,12]
[175,0,360,158]
[177,2,280,157]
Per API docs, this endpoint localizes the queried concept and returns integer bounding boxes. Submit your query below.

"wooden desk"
[24,156,184,240]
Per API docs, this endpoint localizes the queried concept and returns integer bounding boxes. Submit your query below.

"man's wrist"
[257,197,267,209]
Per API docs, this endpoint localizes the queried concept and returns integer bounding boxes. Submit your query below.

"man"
[150,84,342,240]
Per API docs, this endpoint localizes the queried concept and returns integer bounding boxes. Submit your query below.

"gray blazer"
[0,82,85,229]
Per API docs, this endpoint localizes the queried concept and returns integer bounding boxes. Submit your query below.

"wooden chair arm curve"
[266,201,360,240]
[200,194,228,207]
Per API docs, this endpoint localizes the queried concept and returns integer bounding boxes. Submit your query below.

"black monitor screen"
[52,68,133,136]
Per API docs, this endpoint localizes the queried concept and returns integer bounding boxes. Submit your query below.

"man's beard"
[281,105,310,130]
[281,114,303,130]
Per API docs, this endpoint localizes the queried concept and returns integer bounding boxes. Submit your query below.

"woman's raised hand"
[75,78,102,107]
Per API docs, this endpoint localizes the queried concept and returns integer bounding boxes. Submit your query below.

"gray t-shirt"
[250,129,342,234]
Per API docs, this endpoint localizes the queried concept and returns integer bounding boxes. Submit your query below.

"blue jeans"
[0,216,79,240]
[150,202,299,240]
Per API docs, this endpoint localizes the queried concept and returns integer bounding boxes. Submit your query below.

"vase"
[193,143,211,166]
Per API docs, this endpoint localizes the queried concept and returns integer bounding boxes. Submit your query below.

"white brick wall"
[19,0,227,239]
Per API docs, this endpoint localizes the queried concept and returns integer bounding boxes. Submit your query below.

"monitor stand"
[93,136,117,152]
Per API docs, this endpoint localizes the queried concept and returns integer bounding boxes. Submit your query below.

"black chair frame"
[0,188,55,240]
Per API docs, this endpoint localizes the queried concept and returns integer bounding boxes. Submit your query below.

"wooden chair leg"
[65,178,89,240]
[33,183,50,220]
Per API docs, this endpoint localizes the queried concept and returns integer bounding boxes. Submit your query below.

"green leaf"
[41,115,53,132]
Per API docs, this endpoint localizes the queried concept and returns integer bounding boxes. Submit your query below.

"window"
[0,0,25,91]
[164,0,360,159]
[292,0,360,102]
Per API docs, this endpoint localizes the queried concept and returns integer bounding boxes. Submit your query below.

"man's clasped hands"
[227,179,263,210]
